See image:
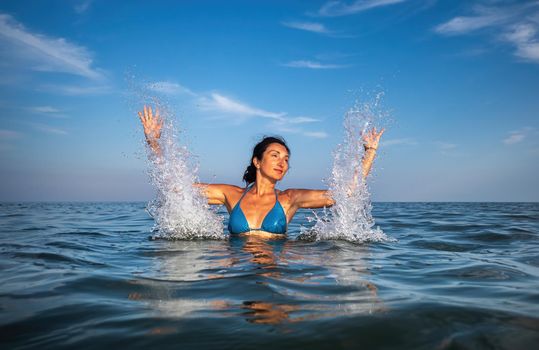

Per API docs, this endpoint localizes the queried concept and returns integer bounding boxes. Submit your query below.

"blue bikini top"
[228,184,287,235]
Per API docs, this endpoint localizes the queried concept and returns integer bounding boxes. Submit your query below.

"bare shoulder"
[196,183,244,206]
[278,188,313,205]
[205,184,245,198]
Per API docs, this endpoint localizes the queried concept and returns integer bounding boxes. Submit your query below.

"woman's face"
[254,143,289,182]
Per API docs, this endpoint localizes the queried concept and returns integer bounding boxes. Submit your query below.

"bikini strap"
[237,183,254,203]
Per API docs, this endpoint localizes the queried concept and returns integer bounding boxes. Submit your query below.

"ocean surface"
[1,202,538,349]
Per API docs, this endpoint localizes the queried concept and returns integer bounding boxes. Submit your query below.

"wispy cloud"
[503,133,525,145]
[26,106,67,118]
[28,106,61,114]
[0,13,104,79]
[503,127,534,145]
[381,138,417,147]
[271,123,328,139]
[282,60,348,69]
[282,21,331,34]
[147,81,196,96]
[287,116,320,124]
[303,131,329,138]
[435,8,507,35]
[434,2,539,64]
[29,122,68,135]
[74,0,93,14]
[146,81,285,121]
[146,80,327,138]
[271,116,325,138]
[318,0,407,17]
[201,94,327,137]
[200,93,285,120]
[38,84,113,95]
[503,23,539,63]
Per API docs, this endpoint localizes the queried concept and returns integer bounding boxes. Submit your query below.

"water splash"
[301,96,393,243]
[143,104,225,240]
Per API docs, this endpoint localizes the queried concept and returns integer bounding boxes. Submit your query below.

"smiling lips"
[274,168,283,175]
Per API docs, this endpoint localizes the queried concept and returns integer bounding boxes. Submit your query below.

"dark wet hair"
[243,136,290,184]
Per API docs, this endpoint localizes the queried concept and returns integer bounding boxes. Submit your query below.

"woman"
[139,105,384,238]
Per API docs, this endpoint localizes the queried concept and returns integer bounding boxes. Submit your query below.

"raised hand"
[362,127,385,151]
[358,127,385,180]
[138,105,163,143]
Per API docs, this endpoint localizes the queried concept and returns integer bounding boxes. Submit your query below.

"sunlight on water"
[302,95,393,243]
[142,103,225,240]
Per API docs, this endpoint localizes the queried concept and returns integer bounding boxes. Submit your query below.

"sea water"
[1,202,538,349]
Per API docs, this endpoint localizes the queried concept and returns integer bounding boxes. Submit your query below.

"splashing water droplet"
[300,99,393,243]
[144,105,225,240]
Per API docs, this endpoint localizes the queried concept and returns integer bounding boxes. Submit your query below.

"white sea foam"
[301,96,393,243]
[144,105,225,240]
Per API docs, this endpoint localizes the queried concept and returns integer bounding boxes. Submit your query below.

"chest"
[238,194,282,228]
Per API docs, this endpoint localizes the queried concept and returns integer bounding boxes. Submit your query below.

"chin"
[264,170,286,182]
[268,175,283,183]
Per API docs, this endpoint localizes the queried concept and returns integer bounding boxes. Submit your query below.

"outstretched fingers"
[154,107,162,126]
[362,128,375,142]
[147,106,154,122]
[139,105,160,123]
[360,127,386,151]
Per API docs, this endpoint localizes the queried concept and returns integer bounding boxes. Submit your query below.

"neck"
[250,177,276,196]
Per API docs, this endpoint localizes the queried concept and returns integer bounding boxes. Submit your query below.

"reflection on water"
[132,236,381,326]
[230,235,287,270]
[241,301,299,325]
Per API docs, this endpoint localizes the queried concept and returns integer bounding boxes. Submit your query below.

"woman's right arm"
[138,105,163,157]
[139,106,241,207]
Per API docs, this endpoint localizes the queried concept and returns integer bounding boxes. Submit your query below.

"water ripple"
[0,202,538,349]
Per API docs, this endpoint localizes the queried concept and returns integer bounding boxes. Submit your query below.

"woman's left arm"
[287,127,385,211]
[286,189,335,210]
[360,127,385,179]
[348,127,385,194]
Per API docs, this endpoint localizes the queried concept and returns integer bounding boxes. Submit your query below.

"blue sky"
[0,0,538,201]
